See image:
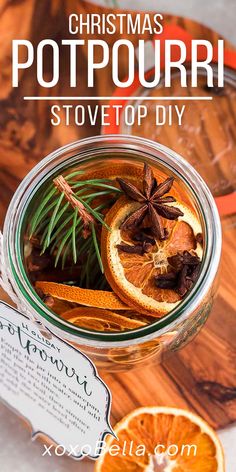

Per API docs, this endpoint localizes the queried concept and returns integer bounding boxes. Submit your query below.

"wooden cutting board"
[0,1,235,430]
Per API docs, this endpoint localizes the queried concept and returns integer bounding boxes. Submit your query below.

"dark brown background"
[0,0,236,430]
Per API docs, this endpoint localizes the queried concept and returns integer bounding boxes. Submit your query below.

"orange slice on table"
[95,407,224,472]
[101,197,203,317]
[61,307,146,332]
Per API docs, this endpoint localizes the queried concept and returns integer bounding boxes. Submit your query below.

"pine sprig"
[29,171,121,278]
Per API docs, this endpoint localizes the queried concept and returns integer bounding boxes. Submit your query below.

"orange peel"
[61,307,146,332]
[35,281,131,311]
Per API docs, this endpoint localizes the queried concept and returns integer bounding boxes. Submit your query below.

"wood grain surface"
[0,0,236,431]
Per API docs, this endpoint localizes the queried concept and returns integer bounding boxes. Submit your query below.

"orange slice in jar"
[69,162,192,208]
[61,307,146,332]
[95,407,224,472]
[101,196,203,317]
[35,282,131,311]
[108,340,162,367]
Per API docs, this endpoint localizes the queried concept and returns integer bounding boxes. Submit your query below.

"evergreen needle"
[55,228,73,267]
[74,195,110,231]
[91,223,104,274]
[45,193,64,247]
[65,170,84,181]
[30,186,57,236]
[34,202,57,236]
[71,180,122,193]
[72,208,78,264]
[61,240,72,270]
[48,214,75,254]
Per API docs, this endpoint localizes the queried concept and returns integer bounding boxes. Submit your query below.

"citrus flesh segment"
[35,281,131,311]
[101,197,203,317]
[95,407,224,472]
[61,307,146,332]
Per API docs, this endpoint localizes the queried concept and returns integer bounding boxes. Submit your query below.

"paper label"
[0,301,114,460]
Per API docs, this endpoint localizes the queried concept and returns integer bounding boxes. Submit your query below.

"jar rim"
[3,135,222,346]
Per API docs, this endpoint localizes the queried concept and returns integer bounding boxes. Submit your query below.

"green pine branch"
[29,170,121,283]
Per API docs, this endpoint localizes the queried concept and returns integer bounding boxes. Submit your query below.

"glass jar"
[115,66,236,219]
[1,135,222,372]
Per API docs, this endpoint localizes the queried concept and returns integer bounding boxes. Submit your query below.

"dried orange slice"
[95,407,224,472]
[101,197,203,317]
[35,282,131,311]
[73,162,191,207]
[108,340,162,366]
[77,162,159,183]
[108,332,177,366]
[61,307,146,332]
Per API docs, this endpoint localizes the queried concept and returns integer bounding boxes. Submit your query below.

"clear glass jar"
[119,66,236,219]
[1,135,222,372]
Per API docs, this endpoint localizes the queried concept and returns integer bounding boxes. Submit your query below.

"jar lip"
[3,134,222,345]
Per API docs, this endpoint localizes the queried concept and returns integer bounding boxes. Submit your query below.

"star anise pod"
[116,164,184,240]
